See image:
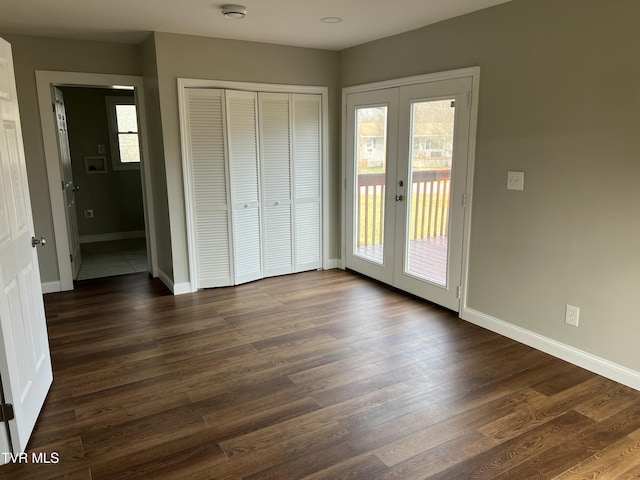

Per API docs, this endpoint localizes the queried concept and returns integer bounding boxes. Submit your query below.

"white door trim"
[35,71,158,291]
[341,67,480,311]
[177,78,329,291]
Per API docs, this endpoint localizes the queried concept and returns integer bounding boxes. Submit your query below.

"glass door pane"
[405,99,455,286]
[354,106,388,264]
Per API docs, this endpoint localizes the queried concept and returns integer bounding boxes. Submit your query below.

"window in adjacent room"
[106,96,140,170]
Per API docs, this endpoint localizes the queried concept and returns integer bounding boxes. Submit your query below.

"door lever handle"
[72,185,80,192]
[32,236,47,247]
[395,195,404,202]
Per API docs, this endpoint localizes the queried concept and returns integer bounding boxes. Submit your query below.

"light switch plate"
[507,171,525,191]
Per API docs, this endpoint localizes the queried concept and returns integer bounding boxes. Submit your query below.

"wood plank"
[427,410,595,479]
[553,435,640,479]
[216,423,352,478]
[574,381,640,422]
[477,376,611,442]
[372,388,546,466]
[495,402,640,478]
[618,463,640,480]
[89,429,228,480]
[242,439,361,480]
[382,431,497,480]
[300,454,390,480]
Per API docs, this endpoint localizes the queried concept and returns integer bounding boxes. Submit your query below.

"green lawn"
[357,184,450,247]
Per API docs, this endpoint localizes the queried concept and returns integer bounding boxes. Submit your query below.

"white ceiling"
[0,0,512,51]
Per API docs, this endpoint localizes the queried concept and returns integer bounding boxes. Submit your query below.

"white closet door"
[292,94,322,271]
[184,88,233,287]
[226,90,262,284]
[258,93,293,277]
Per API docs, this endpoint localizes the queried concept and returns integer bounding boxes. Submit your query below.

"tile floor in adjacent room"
[76,237,148,281]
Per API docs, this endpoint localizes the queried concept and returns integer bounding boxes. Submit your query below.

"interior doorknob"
[31,236,47,247]
[72,185,80,192]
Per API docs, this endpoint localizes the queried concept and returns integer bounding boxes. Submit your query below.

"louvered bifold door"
[184,88,233,288]
[292,94,322,271]
[258,93,294,277]
[226,90,263,284]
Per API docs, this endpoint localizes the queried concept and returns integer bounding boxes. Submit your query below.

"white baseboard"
[79,230,146,244]
[460,306,640,392]
[157,269,193,295]
[173,282,193,295]
[324,258,341,269]
[41,281,61,294]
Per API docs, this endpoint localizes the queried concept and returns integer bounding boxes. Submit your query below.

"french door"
[345,76,473,311]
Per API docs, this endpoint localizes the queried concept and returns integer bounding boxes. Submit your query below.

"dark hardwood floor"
[3,269,640,479]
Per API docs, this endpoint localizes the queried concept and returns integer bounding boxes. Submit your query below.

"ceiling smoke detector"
[221,5,247,19]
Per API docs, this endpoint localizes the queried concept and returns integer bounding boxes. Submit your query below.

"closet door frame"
[178,78,329,291]
[341,67,480,311]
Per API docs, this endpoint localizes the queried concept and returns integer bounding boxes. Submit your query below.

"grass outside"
[357,182,450,248]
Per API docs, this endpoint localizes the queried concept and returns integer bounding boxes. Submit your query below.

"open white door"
[0,37,53,462]
[53,87,82,280]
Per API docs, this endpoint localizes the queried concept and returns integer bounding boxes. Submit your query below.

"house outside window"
[106,96,140,170]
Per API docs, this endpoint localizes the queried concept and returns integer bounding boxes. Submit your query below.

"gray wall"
[140,34,173,278]
[340,0,640,371]
[152,32,341,286]
[59,87,145,237]
[0,33,142,283]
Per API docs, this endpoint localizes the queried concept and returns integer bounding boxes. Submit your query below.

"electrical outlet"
[565,304,579,327]
[507,171,525,191]
[84,209,94,219]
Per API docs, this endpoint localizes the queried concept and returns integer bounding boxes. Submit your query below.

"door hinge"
[61,180,65,190]
[0,403,14,422]
[463,193,468,208]
[457,286,462,299]
[450,100,456,108]
[70,254,73,262]
[52,103,56,113]
[468,91,473,107]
